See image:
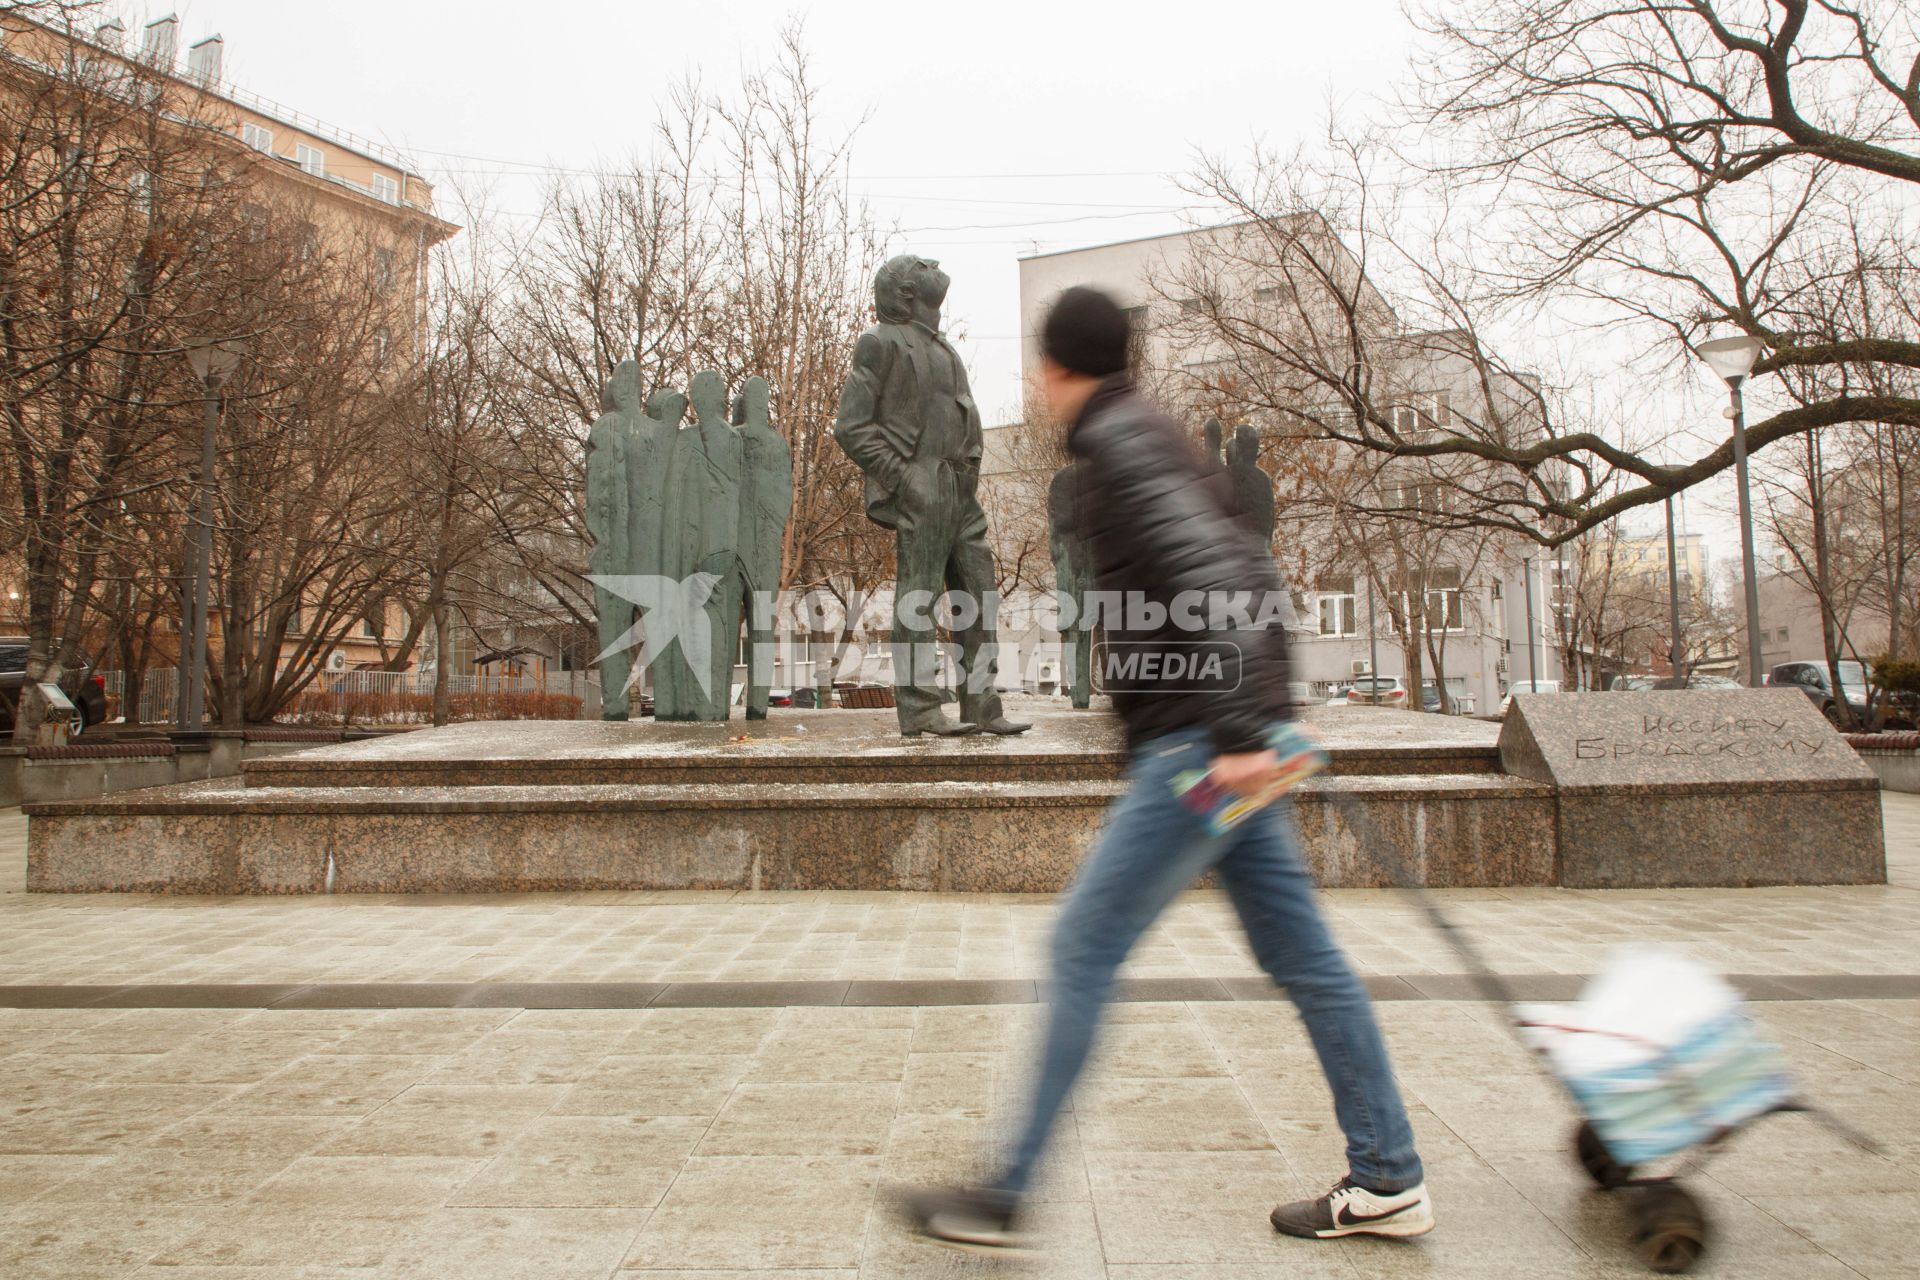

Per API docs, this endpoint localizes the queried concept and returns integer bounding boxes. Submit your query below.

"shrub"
[275,688,583,727]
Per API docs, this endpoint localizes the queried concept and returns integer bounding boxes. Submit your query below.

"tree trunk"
[432,599,452,727]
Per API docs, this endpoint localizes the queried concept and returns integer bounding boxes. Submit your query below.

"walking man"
[899,287,1431,1251]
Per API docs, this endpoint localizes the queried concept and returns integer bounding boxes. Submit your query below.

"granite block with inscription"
[1499,690,1883,887]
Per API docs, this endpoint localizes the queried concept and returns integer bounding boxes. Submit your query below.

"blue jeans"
[997,725,1424,1196]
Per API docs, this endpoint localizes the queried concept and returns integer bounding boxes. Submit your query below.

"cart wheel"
[1629,1181,1708,1274]
[1574,1120,1635,1189]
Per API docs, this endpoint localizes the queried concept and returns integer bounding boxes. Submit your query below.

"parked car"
[1609,673,1741,692]
[1346,675,1409,707]
[1766,660,1878,726]
[1420,682,1443,713]
[1323,685,1353,707]
[1498,679,1561,717]
[0,637,107,738]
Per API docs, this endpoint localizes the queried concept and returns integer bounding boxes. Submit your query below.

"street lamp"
[1665,496,1685,682]
[177,339,244,732]
[1692,334,1767,687]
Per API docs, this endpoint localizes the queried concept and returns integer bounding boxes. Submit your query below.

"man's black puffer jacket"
[1065,375,1297,755]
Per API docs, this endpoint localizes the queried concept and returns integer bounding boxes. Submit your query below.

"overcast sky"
[157,0,1416,419]
[152,0,1760,560]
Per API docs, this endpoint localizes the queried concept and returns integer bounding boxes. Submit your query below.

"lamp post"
[1693,335,1768,687]
[177,339,244,732]
[1665,496,1685,681]
[1365,577,1379,687]
[1522,555,1538,690]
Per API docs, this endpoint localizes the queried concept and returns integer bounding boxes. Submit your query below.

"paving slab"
[0,796,1913,1275]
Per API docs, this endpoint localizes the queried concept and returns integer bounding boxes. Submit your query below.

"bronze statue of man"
[734,376,792,720]
[585,361,644,719]
[1226,422,1276,548]
[1047,461,1094,709]
[833,254,1029,737]
[658,370,741,721]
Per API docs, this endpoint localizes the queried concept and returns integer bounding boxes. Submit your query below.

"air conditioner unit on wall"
[1350,659,1372,676]
[327,651,347,673]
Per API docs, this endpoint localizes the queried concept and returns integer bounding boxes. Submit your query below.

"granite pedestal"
[26,707,1546,893]
[1499,689,1885,887]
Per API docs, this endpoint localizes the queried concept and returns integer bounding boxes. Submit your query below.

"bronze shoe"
[901,712,980,738]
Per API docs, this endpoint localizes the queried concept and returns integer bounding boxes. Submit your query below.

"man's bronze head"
[873,254,949,324]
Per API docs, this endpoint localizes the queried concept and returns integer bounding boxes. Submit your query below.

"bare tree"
[1392,0,1920,535]
[478,28,890,687]
[0,13,289,737]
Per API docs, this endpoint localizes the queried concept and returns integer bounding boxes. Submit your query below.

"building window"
[1315,578,1357,637]
[1387,568,1465,633]
[1392,392,1452,440]
[1384,481,1448,515]
[242,122,273,153]
[373,248,396,293]
[1425,583,1466,631]
[295,144,325,177]
[372,328,391,370]
[1178,297,1204,314]
[372,173,399,205]
[296,223,319,263]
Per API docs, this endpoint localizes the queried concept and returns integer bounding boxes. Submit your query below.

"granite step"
[236,708,1502,790]
[25,772,1554,894]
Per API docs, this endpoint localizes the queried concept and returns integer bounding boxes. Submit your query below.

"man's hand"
[1210,749,1280,798]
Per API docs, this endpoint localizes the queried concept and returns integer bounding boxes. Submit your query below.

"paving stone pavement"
[0,796,1915,1277]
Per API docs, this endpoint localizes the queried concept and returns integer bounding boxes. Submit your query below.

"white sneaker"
[1270,1176,1435,1239]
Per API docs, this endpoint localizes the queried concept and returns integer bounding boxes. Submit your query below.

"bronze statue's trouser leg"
[1070,626,1094,709]
[651,618,705,722]
[744,607,775,721]
[948,499,1008,726]
[700,566,745,721]
[891,496,958,730]
[594,587,635,721]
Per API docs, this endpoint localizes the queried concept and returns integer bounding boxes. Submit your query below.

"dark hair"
[1040,286,1131,378]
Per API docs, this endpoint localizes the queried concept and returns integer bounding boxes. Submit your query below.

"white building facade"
[981,224,1568,713]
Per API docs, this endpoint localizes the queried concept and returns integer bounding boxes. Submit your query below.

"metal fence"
[98,668,180,727]
[97,668,604,726]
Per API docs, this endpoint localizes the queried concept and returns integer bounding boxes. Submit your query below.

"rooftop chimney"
[187,34,223,85]
[141,15,178,70]
[95,19,126,49]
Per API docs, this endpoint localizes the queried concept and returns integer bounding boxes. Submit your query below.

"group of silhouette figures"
[584,364,793,721]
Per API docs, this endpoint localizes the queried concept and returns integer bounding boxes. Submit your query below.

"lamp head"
[1694,335,1765,386]
[184,339,245,385]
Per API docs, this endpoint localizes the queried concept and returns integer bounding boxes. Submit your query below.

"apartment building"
[0,12,459,676]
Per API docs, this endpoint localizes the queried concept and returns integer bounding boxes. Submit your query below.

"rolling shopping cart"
[1315,785,1878,1275]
